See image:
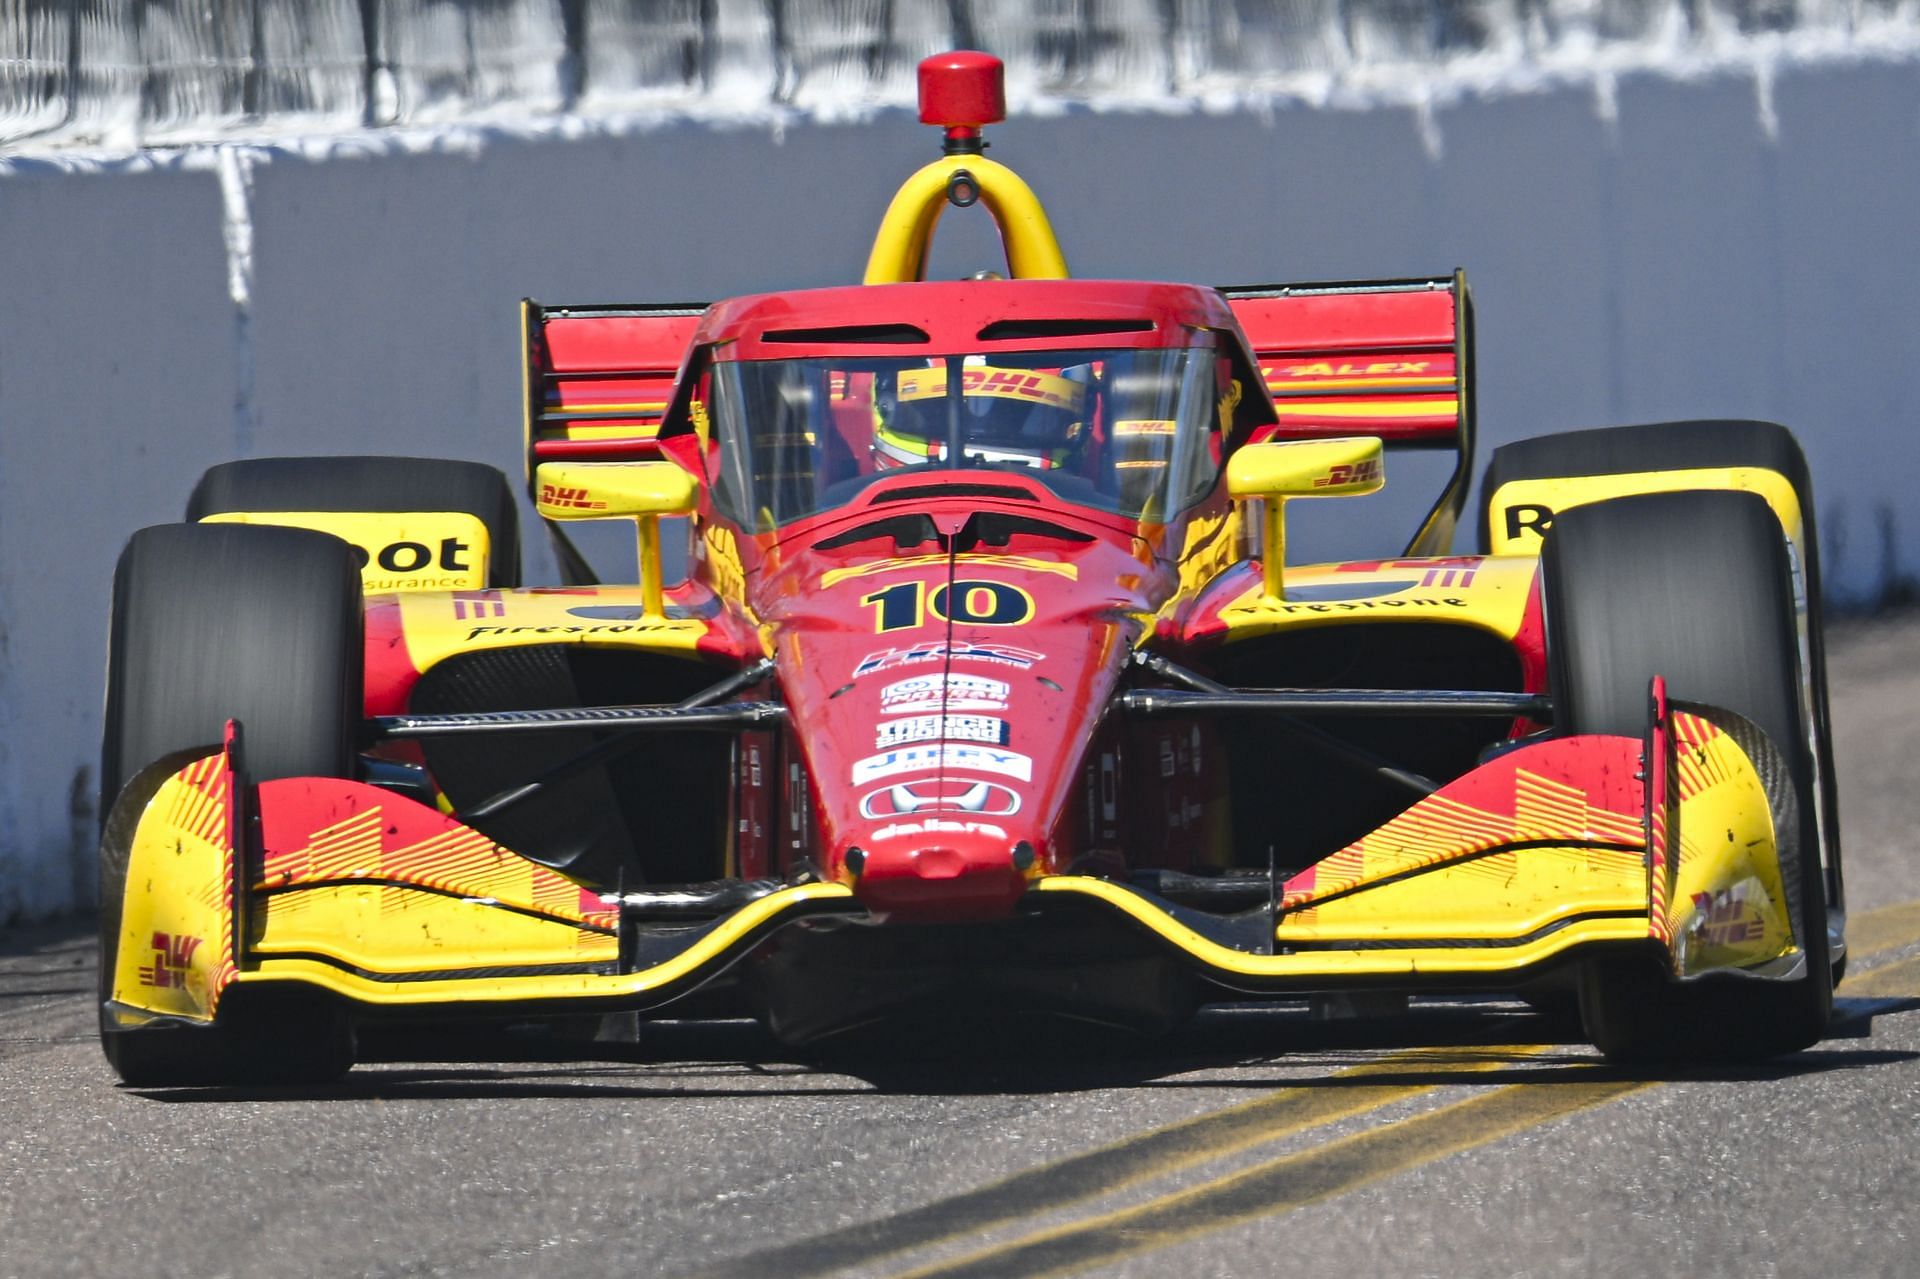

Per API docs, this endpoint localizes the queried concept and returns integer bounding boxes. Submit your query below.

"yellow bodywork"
[396,585,712,676]
[106,754,239,1025]
[1212,553,1540,644]
[1226,437,1386,602]
[201,509,492,593]
[1487,465,1803,555]
[103,708,1799,1024]
[533,461,697,520]
[533,460,698,618]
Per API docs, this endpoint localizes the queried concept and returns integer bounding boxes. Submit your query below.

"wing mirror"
[534,461,697,619]
[1225,438,1385,602]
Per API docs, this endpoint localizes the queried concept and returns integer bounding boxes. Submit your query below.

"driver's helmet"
[874,361,1089,471]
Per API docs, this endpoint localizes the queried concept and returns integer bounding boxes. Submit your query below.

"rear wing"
[521,300,705,481]
[1221,273,1475,557]
[521,299,706,582]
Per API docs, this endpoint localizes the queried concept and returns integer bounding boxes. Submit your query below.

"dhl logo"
[1314,459,1382,488]
[1689,891,1765,947]
[897,366,1083,411]
[540,484,607,511]
[136,931,202,989]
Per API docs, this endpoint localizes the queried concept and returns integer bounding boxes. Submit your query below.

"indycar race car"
[99,51,1845,1084]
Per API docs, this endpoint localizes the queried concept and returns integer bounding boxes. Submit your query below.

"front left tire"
[100,522,364,1085]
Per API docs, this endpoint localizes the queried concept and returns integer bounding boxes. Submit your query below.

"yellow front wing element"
[241,883,855,1008]
[251,792,620,976]
[1660,711,1797,976]
[1043,711,1794,985]
[104,716,1792,1016]
[106,757,857,1012]
[106,752,240,1025]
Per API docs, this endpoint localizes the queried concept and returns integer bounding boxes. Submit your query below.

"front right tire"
[1542,489,1832,1062]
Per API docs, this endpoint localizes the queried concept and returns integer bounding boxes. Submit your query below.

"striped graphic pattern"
[1279,740,1646,914]
[1645,695,1674,942]
[1669,711,1736,799]
[180,752,240,1011]
[1261,357,1460,441]
[527,304,702,465]
[257,787,617,942]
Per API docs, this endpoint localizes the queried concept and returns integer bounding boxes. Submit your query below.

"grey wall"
[3,59,1915,922]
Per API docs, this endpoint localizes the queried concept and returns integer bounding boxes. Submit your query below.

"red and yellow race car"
[99,51,1844,1084]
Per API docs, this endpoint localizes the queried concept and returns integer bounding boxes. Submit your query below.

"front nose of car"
[842,831,1037,920]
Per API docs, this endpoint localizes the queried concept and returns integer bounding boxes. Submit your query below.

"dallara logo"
[137,931,201,989]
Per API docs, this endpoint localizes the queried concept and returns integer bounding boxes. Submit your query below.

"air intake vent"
[761,323,930,344]
[977,318,1155,341]
[871,483,1039,503]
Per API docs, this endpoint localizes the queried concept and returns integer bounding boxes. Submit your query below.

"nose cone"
[848,824,1032,920]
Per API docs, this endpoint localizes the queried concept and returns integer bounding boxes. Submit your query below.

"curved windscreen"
[702,345,1225,530]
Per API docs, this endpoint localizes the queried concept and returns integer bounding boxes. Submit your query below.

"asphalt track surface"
[6,619,1920,1279]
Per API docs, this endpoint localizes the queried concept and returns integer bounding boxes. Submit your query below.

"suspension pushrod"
[1120,688,1550,718]
[368,700,786,742]
[445,659,780,823]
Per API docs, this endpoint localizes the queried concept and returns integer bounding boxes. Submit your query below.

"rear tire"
[100,522,363,1085]
[189,454,522,587]
[1543,490,1831,1062]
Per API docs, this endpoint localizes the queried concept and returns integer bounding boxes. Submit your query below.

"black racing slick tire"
[1542,490,1832,1063]
[188,454,522,587]
[1482,419,1844,926]
[1480,420,1817,569]
[99,522,362,1086]
[101,522,363,811]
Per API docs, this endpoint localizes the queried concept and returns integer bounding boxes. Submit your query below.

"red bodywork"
[650,281,1251,918]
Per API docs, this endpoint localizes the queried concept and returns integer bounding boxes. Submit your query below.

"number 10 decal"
[862,579,1035,633]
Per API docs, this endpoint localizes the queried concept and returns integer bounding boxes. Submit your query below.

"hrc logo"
[136,932,202,989]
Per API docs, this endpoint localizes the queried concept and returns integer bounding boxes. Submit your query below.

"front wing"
[100,697,1803,1031]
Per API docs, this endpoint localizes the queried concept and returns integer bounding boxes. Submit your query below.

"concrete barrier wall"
[3,59,1915,921]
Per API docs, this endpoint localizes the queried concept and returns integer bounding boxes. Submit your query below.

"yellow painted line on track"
[1840,952,1920,1000]
[1843,899,1920,964]
[882,903,1920,1279]
[693,900,1920,1279]
[894,1070,1647,1279]
[687,1045,1548,1279]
